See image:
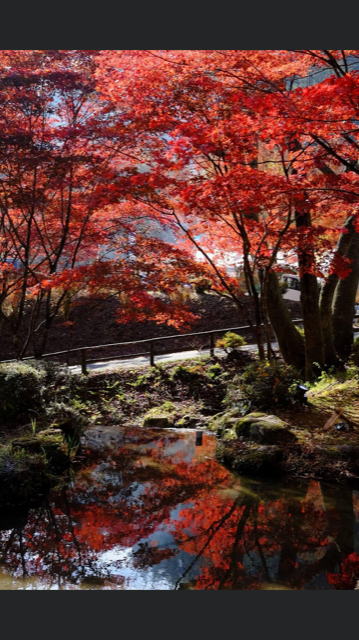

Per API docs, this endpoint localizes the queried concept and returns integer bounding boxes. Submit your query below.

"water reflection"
[0,426,359,589]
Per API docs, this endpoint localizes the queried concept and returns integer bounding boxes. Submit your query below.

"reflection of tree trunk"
[174,498,240,590]
[252,502,271,583]
[266,271,305,372]
[297,483,355,588]
[277,545,298,584]
[18,530,27,578]
[62,488,85,576]
[320,484,354,558]
[276,488,308,587]
[0,528,16,564]
[218,501,252,590]
[46,501,64,570]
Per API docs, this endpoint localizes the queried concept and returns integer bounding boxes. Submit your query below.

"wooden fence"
[1,314,358,374]
[0,318,306,374]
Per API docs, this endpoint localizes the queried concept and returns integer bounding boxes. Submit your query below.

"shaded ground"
[1,347,359,511]
[0,293,301,363]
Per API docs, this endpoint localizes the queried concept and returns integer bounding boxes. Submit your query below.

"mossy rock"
[217,442,283,476]
[0,453,49,505]
[315,445,359,461]
[10,433,68,472]
[235,413,297,444]
[175,414,200,428]
[0,428,72,507]
[142,414,175,429]
[336,445,359,459]
[312,444,359,474]
[207,408,243,433]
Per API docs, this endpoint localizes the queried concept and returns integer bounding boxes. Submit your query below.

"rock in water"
[218,443,283,475]
[235,413,297,444]
[142,414,174,429]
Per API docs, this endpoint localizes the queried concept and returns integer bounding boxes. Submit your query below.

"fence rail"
[0,319,304,373]
[1,314,358,374]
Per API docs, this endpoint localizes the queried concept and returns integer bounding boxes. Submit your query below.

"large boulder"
[142,414,175,429]
[207,408,253,434]
[235,413,297,444]
[217,442,283,475]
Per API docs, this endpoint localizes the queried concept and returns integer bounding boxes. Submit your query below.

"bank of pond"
[1,426,359,590]
[1,354,359,588]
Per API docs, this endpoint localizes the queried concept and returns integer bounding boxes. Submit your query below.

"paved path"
[68,329,359,375]
[68,342,275,374]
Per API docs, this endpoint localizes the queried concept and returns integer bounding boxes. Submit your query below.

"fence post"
[149,341,155,367]
[210,332,215,357]
[81,349,88,375]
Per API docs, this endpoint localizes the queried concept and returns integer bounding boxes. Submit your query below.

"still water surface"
[1,426,359,590]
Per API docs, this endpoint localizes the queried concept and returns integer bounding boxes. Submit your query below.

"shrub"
[228,361,302,411]
[145,401,177,417]
[207,363,223,379]
[46,402,87,440]
[26,359,70,385]
[170,362,205,381]
[216,332,246,352]
[296,325,305,338]
[0,362,47,417]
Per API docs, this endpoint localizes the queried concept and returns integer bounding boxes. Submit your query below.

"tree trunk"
[296,210,325,381]
[266,270,305,373]
[332,227,359,361]
[319,216,355,366]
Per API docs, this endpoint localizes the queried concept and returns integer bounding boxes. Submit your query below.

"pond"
[0,425,359,590]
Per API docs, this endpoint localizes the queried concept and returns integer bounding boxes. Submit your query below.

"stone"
[142,414,174,429]
[175,414,199,428]
[336,445,359,458]
[207,408,245,432]
[316,445,359,460]
[219,443,283,475]
[235,412,297,444]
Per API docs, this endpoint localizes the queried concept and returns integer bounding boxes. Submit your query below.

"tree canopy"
[1,50,359,376]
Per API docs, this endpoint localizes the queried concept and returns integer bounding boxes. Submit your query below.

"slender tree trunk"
[296,210,325,381]
[266,270,305,373]
[332,228,359,361]
[319,216,355,366]
[261,269,276,361]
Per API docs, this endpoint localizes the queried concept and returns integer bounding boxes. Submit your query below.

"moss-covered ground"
[1,349,359,505]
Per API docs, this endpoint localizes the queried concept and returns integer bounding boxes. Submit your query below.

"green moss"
[235,414,296,444]
[0,431,70,506]
[217,442,283,476]
[10,433,68,472]
[207,409,243,434]
[142,415,174,429]
[227,362,302,411]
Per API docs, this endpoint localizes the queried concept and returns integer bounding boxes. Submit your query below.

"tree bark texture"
[332,227,359,361]
[266,270,305,373]
[319,216,355,366]
[296,210,325,381]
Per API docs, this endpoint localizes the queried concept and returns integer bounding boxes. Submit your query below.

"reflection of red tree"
[0,431,358,589]
[166,480,358,590]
